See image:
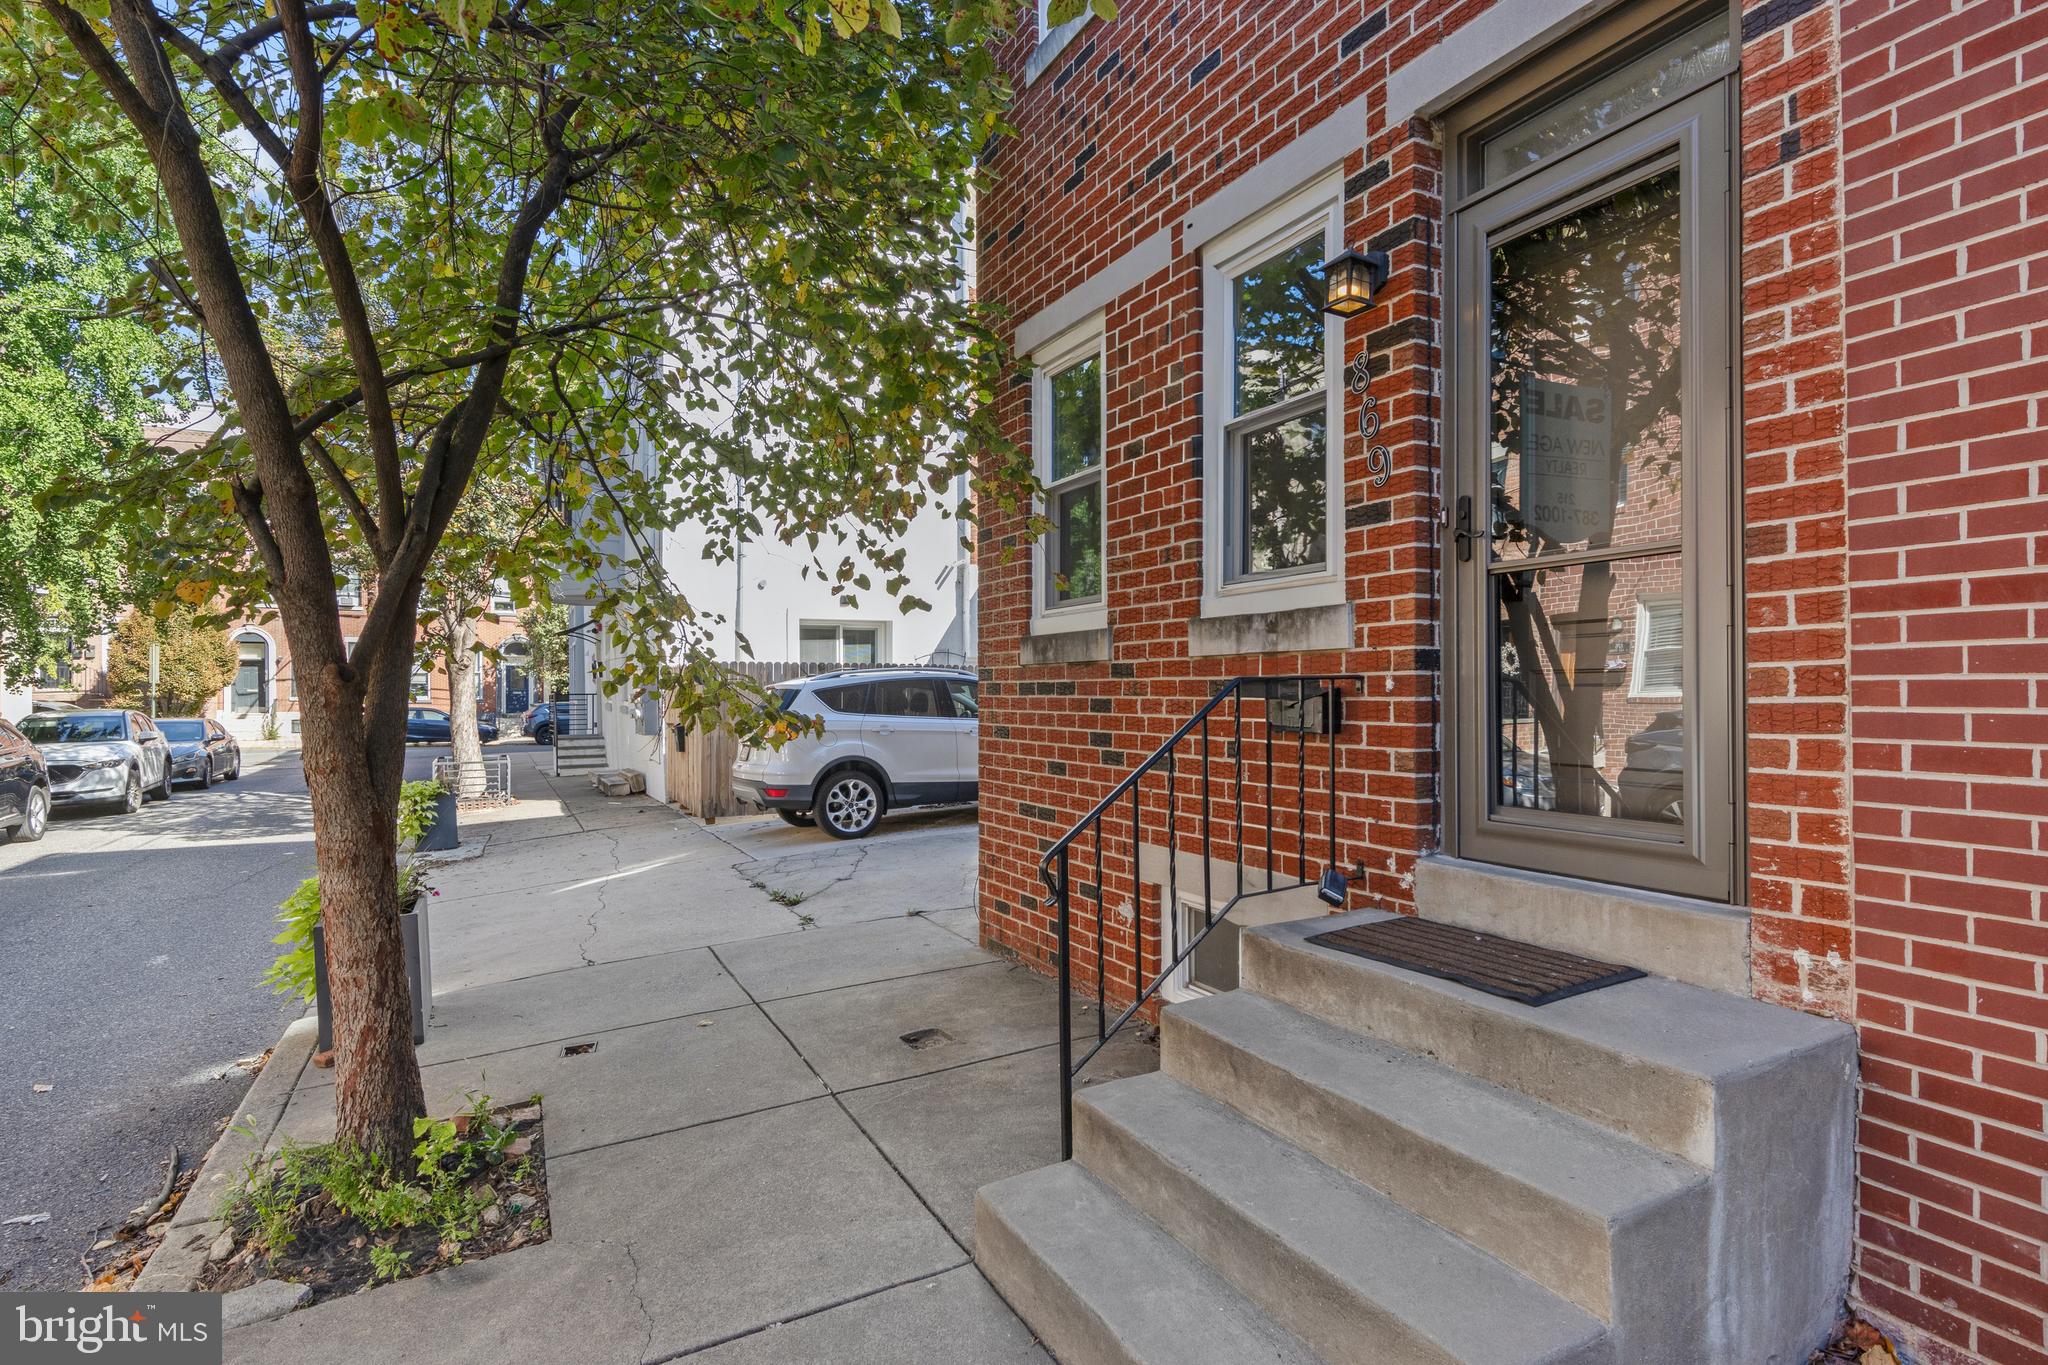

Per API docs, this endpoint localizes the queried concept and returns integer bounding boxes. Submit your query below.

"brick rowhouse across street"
[970,0,2048,1360]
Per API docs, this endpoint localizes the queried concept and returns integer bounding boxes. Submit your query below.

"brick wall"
[977,0,1451,985]
[1837,2,2048,1360]
[1739,0,1858,1017]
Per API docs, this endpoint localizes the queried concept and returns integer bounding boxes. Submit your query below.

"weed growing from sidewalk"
[204,1093,550,1303]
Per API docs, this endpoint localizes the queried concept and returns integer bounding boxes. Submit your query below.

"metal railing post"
[1056,845,1074,1161]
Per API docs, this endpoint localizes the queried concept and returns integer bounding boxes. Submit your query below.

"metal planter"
[312,899,432,1051]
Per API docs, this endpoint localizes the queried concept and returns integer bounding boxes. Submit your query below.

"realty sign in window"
[1518,377,1613,547]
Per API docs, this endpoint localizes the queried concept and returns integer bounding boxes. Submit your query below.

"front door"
[232,641,265,711]
[1446,17,1736,902]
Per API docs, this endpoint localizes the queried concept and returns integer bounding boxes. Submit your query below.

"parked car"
[158,717,242,787]
[404,706,499,745]
[731,667,978,839]
[523,701,555,745]
[18,709,173,814]
[0,717,51,844]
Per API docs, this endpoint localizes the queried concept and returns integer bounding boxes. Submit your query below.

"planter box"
[312,901,431,1051]
[416,790,459,852]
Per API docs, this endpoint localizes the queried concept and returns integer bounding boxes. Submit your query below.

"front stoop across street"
[146,759,1153,1364]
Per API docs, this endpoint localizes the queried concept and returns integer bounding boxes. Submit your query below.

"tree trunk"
[298,603,427,1164]
[443,614,486,798]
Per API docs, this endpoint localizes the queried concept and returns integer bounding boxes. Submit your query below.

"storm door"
[1445,16,1737,901]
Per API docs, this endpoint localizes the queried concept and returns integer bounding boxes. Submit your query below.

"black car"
[0,718,51,844]
[158,717,243,787]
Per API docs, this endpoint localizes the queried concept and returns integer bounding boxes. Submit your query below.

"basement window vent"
[561,1041,598,1057]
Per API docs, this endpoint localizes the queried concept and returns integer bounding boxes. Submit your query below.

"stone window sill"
[1187,603,1352,658]
[1021,627,1111,666]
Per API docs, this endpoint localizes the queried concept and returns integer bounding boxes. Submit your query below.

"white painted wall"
[659,485,975,667]
[0,666,30,723]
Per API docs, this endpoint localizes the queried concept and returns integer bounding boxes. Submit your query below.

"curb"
[134,1013,319,1291]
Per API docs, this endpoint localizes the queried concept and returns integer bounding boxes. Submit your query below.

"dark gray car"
[158,717,243,787]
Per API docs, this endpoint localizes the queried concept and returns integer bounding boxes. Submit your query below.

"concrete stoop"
[976,903,1857,1365]
[552,734,607,776]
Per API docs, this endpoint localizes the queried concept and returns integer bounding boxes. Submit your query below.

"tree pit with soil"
[198,1095,550,1305]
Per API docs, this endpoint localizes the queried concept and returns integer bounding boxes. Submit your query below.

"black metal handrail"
[1042,674,1363,1158]
[554,692,599,738]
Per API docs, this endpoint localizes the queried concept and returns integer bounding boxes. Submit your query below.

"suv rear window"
[814,683,870,714]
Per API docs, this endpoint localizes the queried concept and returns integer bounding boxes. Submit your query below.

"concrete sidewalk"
[193,759,1155,1363]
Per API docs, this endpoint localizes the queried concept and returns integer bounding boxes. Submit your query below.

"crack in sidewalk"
[697,821,871,930]
[617,1239,657,1361]
[574,827,624,967]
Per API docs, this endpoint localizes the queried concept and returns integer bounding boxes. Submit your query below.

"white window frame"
[1629,593,1684,700]
[490,578,516,614]
[1030,313,1109,636]
[798,620,888,666]
[409,668,432,703]
[1200,174,1347,620]
[1026,0,1091,86]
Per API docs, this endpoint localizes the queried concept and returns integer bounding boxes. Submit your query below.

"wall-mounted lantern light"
[1317,249,1390,319]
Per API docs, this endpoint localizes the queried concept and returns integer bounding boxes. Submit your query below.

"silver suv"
[731,667,978,839]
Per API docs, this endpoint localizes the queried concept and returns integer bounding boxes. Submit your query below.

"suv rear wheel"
[814,770,883,839]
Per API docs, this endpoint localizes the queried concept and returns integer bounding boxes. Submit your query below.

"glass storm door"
[1448,79,1735,901]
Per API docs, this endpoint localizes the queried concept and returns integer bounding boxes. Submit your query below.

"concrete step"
[1412,856,1750,996]
[1237,912,1858,1359]
[554,736,606,751]
[1162,989,1708,1332]
[975,1162,1319,1365]
[1074,1073,1612,1365]
[1239,912,1852,1167]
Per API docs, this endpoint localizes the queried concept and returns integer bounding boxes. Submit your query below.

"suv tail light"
[765,787,789,799]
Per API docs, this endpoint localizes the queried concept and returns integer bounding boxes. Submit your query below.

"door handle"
[873,724,895,735]
[1453,494,1478,563]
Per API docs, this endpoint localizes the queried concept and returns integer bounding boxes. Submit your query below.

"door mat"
[1306,917,1645,1006]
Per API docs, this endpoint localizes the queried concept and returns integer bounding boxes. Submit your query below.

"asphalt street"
[0,739,481,1290]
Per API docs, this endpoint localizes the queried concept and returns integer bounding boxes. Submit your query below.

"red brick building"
[972,1,2048,1360]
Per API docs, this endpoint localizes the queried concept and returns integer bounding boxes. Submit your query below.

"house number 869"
[1347,355,1392,490]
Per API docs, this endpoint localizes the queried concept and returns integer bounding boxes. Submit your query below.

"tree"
[416,478,532,794]
[518,600,568,703]
[6,0,1029,1160]
[0,105,172,679]
[104,604,236,714]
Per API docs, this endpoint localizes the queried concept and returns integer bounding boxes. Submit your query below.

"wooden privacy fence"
[665,661,834,820]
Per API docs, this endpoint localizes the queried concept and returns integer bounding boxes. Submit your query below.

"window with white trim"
[1201,178,1346,616]
[1031,317,1107,632]
[490,579,516,614]
[799,621,884,666]
[409,668,432,703]
[1630,594,1684,699]
[335,570,363,609]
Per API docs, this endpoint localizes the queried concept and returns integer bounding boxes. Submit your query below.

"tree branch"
[211,4,358,60]
[292,303,673,440]
[150,17,292,167]
[304,433,383,559]
[272,0,408,557]
[38,1,162,131]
